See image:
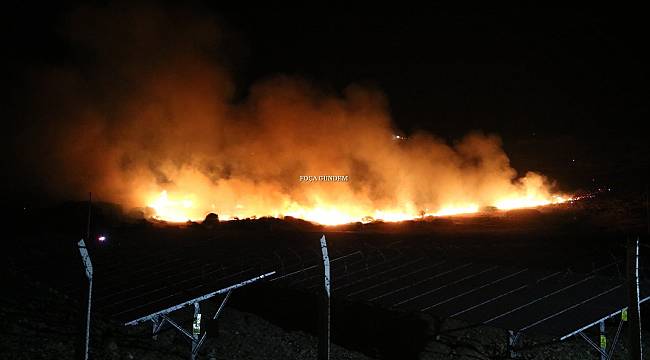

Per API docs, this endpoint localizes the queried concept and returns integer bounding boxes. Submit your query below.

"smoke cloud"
[18,3,562,222]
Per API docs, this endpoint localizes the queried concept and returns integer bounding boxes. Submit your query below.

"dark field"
[3,189,650,359]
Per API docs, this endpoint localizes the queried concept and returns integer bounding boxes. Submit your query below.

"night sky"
[4,3,648,200]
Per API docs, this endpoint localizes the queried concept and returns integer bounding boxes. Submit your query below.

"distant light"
[98,235,106,242]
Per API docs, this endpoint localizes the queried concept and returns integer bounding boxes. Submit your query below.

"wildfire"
[493,195,569,211]
[27,4,579,231]
[148,191,198,222]
[431,204,480,217]
[146,190,572,225]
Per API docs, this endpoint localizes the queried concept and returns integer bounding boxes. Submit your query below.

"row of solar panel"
[45,229,644,340]
[271,246,641,338]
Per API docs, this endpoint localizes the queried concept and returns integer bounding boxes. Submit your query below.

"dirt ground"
[0,269,372,360]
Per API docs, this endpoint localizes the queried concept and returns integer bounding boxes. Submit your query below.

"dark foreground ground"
[4,259,650,360]
[1,267,373,360]
[2,188,650,359]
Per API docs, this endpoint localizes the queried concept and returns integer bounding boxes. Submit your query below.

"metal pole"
[192,302,201,360]
[85,278,92,360]
[318,235,330,360]
[508,330,520,358]
[77,239,93,360]
[598,320,606,360]
[627,236,642,360]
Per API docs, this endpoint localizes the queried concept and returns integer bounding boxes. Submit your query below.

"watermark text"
[299,175,349,182]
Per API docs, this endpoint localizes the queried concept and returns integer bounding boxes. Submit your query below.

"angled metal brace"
[125,271,275,326]
[153,293,232,358]
[152,316,166,339]
[214,289,232,320]
[160,313,193,340]
[579,331,608,358]
[193,335,206,357]
[193,289,233,356]
[129,273,270,360]
[607,313,625,359]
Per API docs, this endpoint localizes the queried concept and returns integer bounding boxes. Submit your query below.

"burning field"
[18,4,573,225]
[139,129,573,225]
[6,3,650,360]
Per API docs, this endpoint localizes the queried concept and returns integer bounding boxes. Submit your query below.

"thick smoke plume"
[20,4,562,222]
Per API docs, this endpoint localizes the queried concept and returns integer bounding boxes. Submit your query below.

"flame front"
[142,134,574,226]
[146,184,571,225]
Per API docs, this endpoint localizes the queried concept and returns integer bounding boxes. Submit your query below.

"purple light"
[98,235,106,242]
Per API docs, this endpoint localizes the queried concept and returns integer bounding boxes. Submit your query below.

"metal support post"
[192,302,201,360]
[599,321,606,360]
[318,235,331,360]
[627,237,642,360]
[508,330,521,358]
[78,239,93,360]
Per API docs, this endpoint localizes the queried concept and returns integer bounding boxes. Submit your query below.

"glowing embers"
[494,195,569,211]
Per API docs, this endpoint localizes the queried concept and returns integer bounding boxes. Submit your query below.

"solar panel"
[265,234,647,341]
[69,228,646,345]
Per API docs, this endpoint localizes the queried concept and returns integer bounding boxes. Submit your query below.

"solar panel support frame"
[559,295,650,341]
[124,271,275,326]
[573,304,631,360]
[123,271,275,360]
[152,316,165,340]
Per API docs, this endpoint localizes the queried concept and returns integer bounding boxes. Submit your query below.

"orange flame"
[146,188,571,225]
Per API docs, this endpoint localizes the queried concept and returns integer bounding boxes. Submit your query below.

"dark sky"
[217,7,646,138]
[4,3,648,194]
